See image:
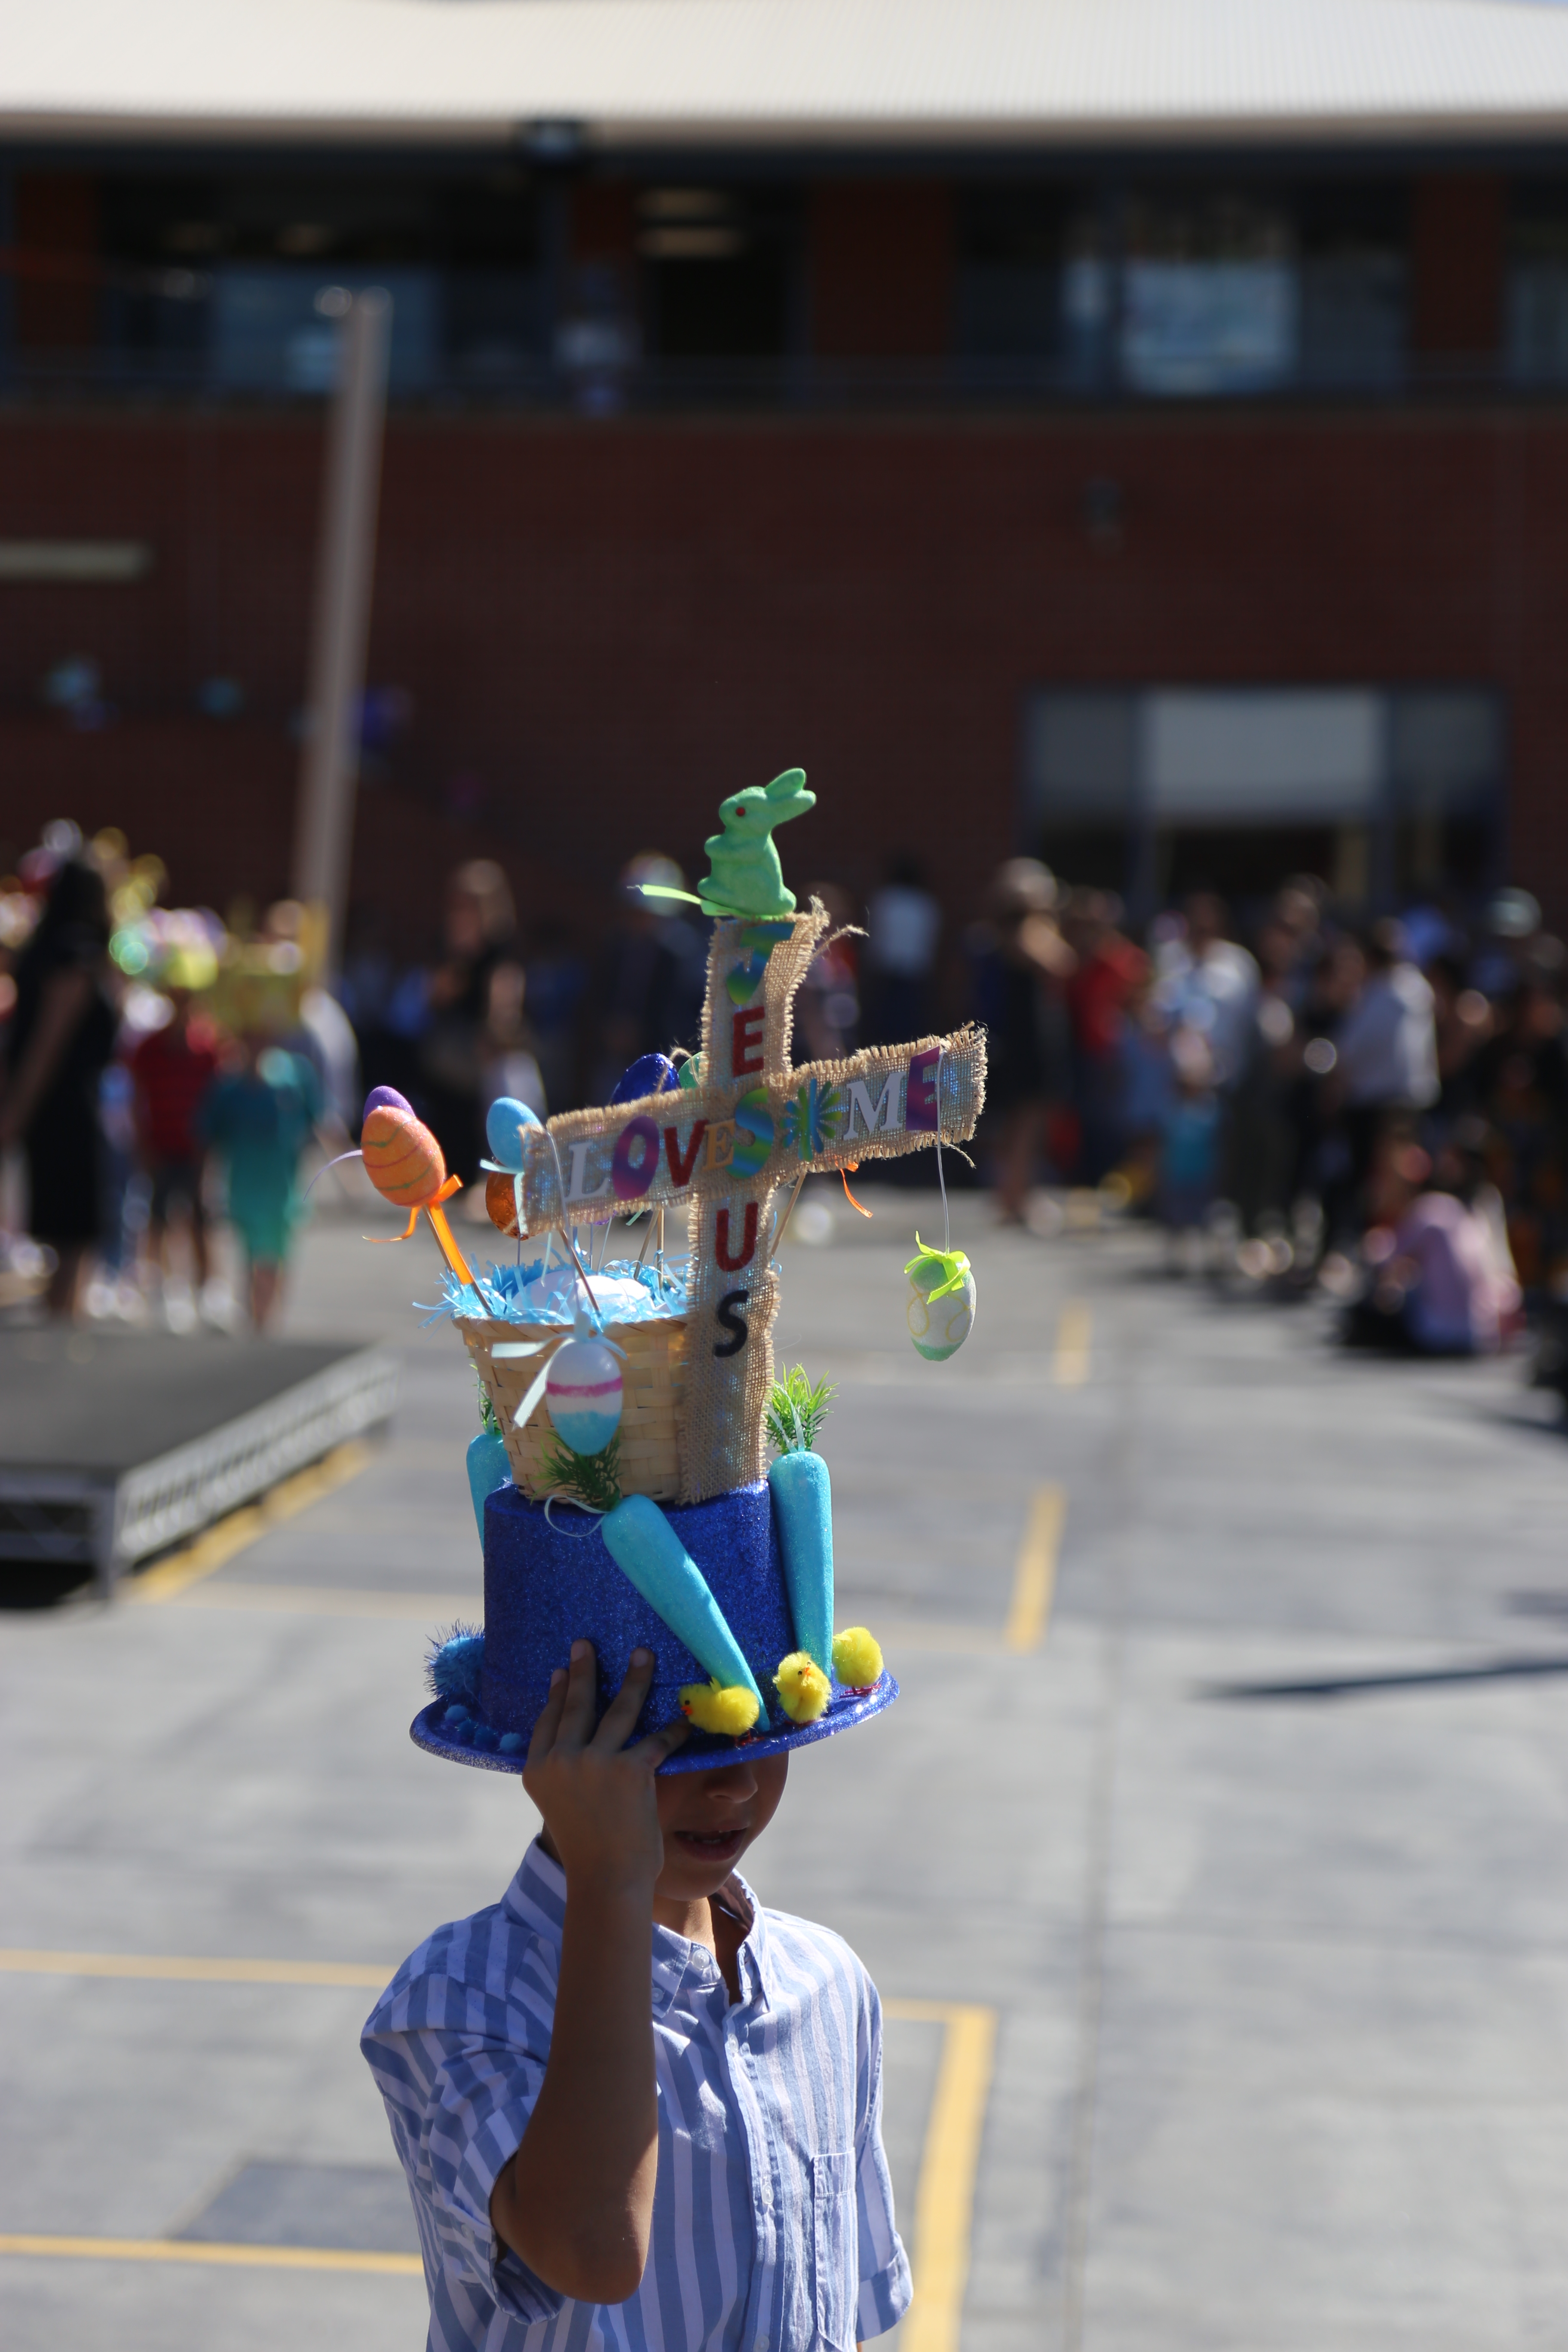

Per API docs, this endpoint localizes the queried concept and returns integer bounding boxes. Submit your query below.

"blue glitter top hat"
[416,1479,898,1776]
[361,773,985,1776]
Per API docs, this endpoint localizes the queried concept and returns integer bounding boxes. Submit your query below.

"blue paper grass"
[425,1254,692,1329]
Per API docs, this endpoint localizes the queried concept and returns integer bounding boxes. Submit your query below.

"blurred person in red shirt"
[1063,889,1148,1184]
[129,949,220,1317]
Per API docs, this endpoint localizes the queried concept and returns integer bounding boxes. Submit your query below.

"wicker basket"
[461,1316,687,1504]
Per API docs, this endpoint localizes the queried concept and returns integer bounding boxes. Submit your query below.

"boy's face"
[653,1754,788,1902]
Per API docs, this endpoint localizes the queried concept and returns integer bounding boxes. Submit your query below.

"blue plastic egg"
[610,1053,682,1105]
[486,1095,542,1172]
[545,1336,624,1457]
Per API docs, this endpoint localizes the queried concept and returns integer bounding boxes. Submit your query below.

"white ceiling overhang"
[7,0,1568,150]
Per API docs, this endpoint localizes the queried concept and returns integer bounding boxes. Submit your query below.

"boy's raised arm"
[490,1644,686,2305]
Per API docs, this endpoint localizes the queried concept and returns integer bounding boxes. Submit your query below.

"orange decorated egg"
[486,1169,521,1236]
[361,1103,447,1210]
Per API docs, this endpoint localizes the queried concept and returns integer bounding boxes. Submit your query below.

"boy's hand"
[499,1644,687,2298]
[524,1643,687,1897]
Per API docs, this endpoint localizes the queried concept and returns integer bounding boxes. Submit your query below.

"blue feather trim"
[426,1623,485,1707]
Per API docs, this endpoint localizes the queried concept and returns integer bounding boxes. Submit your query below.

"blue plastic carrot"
[600,1495,770,1725]
[466,1427,511,1545]
[764,1366,836,1677]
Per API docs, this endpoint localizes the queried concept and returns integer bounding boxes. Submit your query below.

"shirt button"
[754,2336,769,2350]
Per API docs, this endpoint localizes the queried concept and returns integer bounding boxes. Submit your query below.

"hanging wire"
[302,1146,363,1197]
[544,1492,608,1533]
[543,1130,601,1316]
[934,1045,951,1254]
[769,1169,808,1262]
[562,1225,601,1313]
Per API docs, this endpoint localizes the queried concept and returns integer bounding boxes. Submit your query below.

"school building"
[6,0,1568,942]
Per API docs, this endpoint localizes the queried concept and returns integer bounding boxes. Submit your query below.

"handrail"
[0,347,1562,413]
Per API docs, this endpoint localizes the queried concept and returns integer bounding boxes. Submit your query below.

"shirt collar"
[725,1872,775,2010]
[503,1841,773,2013]
[651,1869,773,2016]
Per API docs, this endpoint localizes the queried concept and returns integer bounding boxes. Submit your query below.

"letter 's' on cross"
[491,903,985,1502]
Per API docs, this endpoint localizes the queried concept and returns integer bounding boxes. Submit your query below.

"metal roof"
[8,0,1568,150]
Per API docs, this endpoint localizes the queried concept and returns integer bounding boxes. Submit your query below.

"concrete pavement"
[4,1188,1568,2349]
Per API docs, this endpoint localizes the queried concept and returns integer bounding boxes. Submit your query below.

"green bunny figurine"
[698,768,817,918]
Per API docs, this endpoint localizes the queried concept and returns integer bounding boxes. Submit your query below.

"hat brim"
[410,1671,899,1776]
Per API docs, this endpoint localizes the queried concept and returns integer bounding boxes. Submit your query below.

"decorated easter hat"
[354,770,986,1774]
[205,940,310,1037]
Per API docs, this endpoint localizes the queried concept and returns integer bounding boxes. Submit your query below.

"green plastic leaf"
[765,1364,837,1455]
[904,1233,972,1304]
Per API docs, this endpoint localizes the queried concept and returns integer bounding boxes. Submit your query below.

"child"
[1112,971,1175,1208]
[129,949,220,1325]
[363,1642,908,2352]
[1348,1128,1520,1354]
[1157,1024,1221,1265]
[198,1029,322,1330]
[357,773,983,2352]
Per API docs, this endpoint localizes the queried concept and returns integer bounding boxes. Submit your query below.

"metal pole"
[291,287,392,971]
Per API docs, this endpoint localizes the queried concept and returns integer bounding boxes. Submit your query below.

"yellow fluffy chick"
[774,1651,831,1724]
[831,1626,884,1690]
[679,1679,761,1737]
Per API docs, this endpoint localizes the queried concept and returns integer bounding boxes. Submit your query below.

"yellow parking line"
[1003,1485,1065,1654]
[164,1591,1016,1646]
[0,1950,389,1988]
[861,1621,1008,1656]
[128,1442,374,1603]
[886,2000,998,2352]
[150,1502,1066,1657]
[0,2233,420,2275]
[173,1582,478,1621]
[1053,1301,1092,1387]
[0,1969,993,2330]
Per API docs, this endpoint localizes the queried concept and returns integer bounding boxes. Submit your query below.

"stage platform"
[0,1327,398,1597]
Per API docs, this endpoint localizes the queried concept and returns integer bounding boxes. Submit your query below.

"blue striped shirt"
[362,1840,912,2352]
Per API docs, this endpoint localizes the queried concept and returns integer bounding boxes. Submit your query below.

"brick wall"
[3,401,1567,946]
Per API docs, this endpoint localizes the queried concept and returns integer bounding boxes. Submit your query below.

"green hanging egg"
[904,1234,977,1360]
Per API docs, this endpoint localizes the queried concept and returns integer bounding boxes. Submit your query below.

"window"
[954,184,1073,364]
[96,171,545,390]
[638,187,796,361]
[435,172,544,383]
[1390,689,1502,895]
[1509,179,1568,381]
[211,265,439,393]
[1297,180,1407,386]
[1120,188,1297,395]
[1022,691,1137,888]
[1024,686,1502,908]
[1143,690,1384,822]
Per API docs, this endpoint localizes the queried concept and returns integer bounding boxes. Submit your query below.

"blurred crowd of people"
[0,824,346,1330]
[0,814,1559,1368]
[970,859,1544,1359]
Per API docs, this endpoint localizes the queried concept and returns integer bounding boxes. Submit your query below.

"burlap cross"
[496,901,986,1501]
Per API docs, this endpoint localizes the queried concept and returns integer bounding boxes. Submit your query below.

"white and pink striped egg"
[544,1337,624,1458]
